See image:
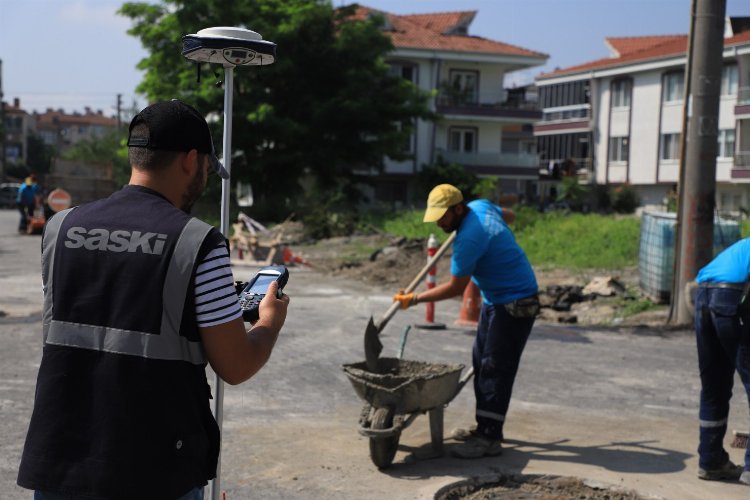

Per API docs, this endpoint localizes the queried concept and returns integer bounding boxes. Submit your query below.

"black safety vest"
[18,185,224,499]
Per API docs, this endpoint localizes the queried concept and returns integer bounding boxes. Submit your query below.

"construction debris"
[583,276,626,297]
[229,213,310,267]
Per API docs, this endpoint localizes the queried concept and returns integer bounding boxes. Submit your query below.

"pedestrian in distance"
[693,238,750,486]
[393,184,538,458]
[16,173,40,233]
[17,100,290,500]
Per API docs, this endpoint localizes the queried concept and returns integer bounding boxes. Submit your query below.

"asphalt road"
[1,208,749,499]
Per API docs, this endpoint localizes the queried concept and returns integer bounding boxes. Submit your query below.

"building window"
[448,127,476,153]
[662,72,684,102]
[395,120,414,153]
[611,79,631,108]
[718,129,735,158]
[449,70,478,104]
[721,65,738,96]
[660,133,681,160]
[389,62,416,83]
[609,137,629,162]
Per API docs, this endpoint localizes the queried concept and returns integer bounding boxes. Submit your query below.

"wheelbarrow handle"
[376,231,457,332]
[456,366,474,394]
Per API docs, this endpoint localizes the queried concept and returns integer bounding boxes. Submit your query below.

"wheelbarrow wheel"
[369,407,400,469]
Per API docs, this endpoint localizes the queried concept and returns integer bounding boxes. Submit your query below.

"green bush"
[611,184,640,214]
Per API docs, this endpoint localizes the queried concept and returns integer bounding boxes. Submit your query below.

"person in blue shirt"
[16,174,40,232]
[393,184,538,458]
[693,238,750,486]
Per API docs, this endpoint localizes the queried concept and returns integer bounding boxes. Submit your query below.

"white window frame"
[389,62,417,83]
[660,133,681,160]
[717,129,735,158]
[608,136,629,162]
[662,72,684,103]
[448,127,476,153]
[449,70,478,104]
[611,79,631,108]
[721,65,738,96]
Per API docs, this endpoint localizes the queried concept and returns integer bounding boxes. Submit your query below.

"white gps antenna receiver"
[182,27,276,500]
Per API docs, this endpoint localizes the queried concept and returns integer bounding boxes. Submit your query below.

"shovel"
[364,231,457,372]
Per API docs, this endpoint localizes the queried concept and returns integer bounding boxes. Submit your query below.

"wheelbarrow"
[342,357,474,468]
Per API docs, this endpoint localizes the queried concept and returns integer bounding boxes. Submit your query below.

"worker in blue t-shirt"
[16,174,40,232]
[393,184,538,459]
[693,238,750,486]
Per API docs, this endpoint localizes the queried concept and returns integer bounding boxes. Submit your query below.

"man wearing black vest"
[17,100,290,500]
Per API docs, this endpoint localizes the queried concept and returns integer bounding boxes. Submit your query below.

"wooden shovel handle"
[376,231,456,331]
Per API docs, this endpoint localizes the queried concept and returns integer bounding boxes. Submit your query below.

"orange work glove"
[393,290,418,309]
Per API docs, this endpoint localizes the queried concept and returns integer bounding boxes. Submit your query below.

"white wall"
[629,72,662,185]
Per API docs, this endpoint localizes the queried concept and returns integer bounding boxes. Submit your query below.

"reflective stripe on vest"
[44,216,213,364]
[42,207,75,344]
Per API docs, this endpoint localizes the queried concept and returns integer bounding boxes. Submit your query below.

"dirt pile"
[292,234,670,328]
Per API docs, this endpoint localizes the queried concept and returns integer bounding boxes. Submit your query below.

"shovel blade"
[364,316,383,372]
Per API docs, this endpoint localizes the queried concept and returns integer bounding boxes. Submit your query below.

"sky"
[0,0,747,115]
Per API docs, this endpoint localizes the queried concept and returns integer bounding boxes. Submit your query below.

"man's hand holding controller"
[253,281,289,331]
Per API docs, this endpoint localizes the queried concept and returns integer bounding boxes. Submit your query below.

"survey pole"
[181,27,276,500]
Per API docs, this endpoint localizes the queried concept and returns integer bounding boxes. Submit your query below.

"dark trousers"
[18,202,34,231]
[472,302,535,440]
[694,286,750,470]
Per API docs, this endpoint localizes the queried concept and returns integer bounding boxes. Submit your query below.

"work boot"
[450,435,502,459]
[697,460,743,481]
[449,426,478,441]
[740,470,750,485]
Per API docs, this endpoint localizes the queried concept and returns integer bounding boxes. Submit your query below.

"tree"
[61,132,130,186]
[119,0,433,219]
[25,133,56,176]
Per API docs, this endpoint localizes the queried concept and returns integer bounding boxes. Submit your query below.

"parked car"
[0,182,21,209]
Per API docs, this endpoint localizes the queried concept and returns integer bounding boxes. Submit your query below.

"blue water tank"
[639,212,741,303]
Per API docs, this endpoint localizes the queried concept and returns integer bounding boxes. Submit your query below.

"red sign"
[47,188,72,212]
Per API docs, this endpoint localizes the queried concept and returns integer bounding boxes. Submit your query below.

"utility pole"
[0,58,5,181]
[116,93,122,140]
[671,0,726,324]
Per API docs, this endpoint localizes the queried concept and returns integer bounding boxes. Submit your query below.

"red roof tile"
[605,35,685,57]
[400,11,476,34]
[349,5,547,59]
[35,110,117,128]
[541,30,750,79]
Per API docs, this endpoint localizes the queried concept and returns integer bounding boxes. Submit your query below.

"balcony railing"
[539,158,593,182]
[738,86,750,105]
[734,151,750,167]
[436,92,538,111]
[437,149,539,168]
[539,104,591,123]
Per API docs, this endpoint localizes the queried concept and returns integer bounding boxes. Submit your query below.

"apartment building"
[353,6,548,203]
[534,18,750,212]
[2,98,36,167]
[35,107,118,153]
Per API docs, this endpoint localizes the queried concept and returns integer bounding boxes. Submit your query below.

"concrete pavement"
[1,208,749,499]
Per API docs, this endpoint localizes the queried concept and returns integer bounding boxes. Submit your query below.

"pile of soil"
[435,474,647,500]
[292,234,671,328]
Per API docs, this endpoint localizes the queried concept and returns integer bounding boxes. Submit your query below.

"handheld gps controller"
[238,265,289,322]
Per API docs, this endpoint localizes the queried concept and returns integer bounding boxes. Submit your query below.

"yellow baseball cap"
[423,184,464,222]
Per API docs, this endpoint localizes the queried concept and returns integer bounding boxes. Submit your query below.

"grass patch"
[365,207,642,270]
[616,296,662,317]
[512,210,641,269]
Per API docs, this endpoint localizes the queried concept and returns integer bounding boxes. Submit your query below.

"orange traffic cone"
[455,281,480,327]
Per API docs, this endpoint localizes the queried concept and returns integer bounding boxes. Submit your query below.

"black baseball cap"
[127,100,229,179]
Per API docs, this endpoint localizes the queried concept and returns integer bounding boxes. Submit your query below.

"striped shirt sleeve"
[194,243,243,327]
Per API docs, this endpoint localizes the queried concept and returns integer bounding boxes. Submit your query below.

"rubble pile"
[539,277,628,324]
